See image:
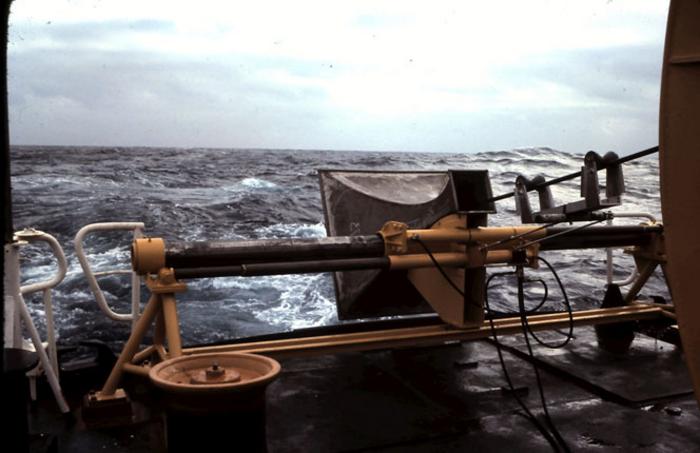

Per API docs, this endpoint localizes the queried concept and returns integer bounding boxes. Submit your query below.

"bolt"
[205,361,225,380]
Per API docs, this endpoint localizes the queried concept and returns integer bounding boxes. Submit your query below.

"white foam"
[239,177,278,189]
[202,273,337,330]
[250,274,337,329]
[254,222,326,239]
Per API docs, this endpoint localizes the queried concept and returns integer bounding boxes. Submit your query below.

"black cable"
[414,234,574,451]
[487,277,549,316]
[527,278,549,313]
[485,272,562,452]
[515,218,606,251]
[522,257,574,349]
[480,221,561,251]
[515,268,571,453]
[412,236,481,309]
[485,262,575,452]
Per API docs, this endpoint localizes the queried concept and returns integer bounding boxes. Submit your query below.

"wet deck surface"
[27,327,700,452]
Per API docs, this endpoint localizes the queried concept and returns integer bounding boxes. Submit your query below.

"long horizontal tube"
[183,304,662,358]
[158,225,661,279]
[540,224,661,250]
[175,252,496,279]
[406,225,547,243]
[164,225,660,265]
[174,256,391,279]
[388,250,515,270]
[166,235,385,268]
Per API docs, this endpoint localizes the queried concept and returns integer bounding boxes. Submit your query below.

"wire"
[414,233,574,451]
[412,236,481,309]
[480,221,560,251]
[484,259,575,453]
[515,268,571,452]
[526,278,550,313]
[515,218,605,250]
[487,277,549,316]
[524,257,574,349]
[485,271,563,452]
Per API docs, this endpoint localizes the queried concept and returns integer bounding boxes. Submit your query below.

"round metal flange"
[149,352,280,394]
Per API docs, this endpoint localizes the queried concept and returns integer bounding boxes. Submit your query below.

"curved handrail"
[16,229,68,374]
[17,229,68,295]
[606,212,659,286]
[74,222,144,323]
[11,229,70,412]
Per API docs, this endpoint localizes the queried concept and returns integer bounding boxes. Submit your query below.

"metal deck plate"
[497,326,693,404]
[28,339,700,452]
[375,398,700,452]
[267,340,700,452]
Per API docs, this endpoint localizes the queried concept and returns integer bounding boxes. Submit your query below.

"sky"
[8,0,669,154]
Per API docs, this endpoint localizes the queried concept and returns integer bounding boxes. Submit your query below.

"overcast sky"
[8,0,669,154]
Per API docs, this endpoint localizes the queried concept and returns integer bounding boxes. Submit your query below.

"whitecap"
[239,177,278,189]
[254,222,326,239]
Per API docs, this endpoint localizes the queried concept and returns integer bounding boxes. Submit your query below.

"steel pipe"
[173,256,391,279]
[140,225,662,279]
[183,304,662,358]
[165,235,385,268]
[407,225,547,243]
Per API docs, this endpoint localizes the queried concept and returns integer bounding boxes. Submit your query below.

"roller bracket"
[515,151,624,224]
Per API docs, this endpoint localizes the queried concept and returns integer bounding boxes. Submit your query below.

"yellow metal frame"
[98,268,186,397]
[109,214,668,398]
[184,305,663,359]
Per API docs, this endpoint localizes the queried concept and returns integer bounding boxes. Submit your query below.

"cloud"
[8,0,669,153]
[9,45,335,147]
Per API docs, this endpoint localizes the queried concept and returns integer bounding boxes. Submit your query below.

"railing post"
[131,226,144,329]
[606,218,614,285]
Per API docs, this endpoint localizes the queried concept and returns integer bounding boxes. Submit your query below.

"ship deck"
[27,326,700,452]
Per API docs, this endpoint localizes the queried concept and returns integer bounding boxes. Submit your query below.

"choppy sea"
[10,146,667,349]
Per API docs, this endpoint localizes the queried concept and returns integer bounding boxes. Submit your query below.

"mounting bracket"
[515,151,625,223]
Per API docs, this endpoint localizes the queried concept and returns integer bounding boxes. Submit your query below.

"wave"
[9,145,665,346]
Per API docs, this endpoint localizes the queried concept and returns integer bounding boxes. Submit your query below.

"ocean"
[10,146,667,349]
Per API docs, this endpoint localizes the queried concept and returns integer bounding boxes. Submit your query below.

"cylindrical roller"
[131,237,165,275]
[406,225,547,243]
[165,235,385,268]
[540,224,662,250]
[388,250,515,270]
[136,225,661,278]
[174,257,391,279]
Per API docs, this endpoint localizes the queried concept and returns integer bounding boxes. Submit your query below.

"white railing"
[606,212,658,286]
[19,231,67,377]
[6,228,70,413]
[74,222,145,328]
